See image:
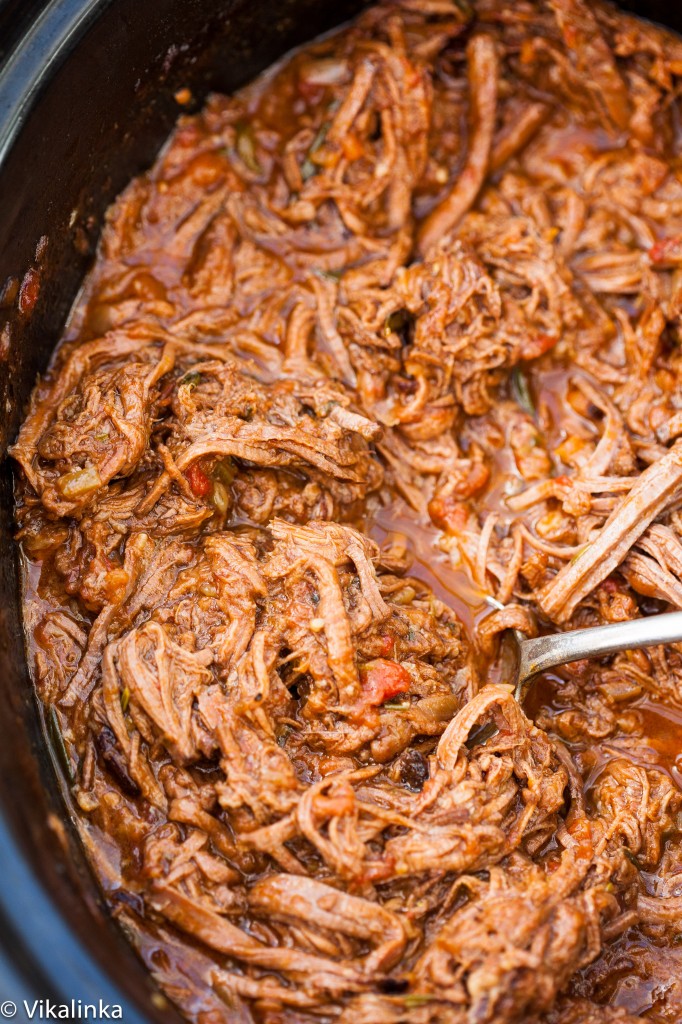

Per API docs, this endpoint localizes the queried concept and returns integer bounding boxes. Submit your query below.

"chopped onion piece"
[57,464,103,498]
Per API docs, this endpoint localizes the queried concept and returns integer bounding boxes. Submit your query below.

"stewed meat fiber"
[12,0,682,1020]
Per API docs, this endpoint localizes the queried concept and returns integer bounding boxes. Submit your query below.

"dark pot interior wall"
[0,0,680,1017]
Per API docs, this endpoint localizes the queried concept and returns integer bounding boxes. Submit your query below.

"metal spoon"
[509,609,682,701]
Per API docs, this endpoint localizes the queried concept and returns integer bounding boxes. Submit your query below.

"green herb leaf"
[313,267,343,282]
[301,121,330,180]
[213,458,236,486]
[180,371,202,389]
[511,365,535,416]
[47,705,74,782]
[402,994,437,1008]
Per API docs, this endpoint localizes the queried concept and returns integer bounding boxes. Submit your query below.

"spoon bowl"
[508,609,682,701]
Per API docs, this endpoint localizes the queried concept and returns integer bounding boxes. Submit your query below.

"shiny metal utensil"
[510,609,682,701]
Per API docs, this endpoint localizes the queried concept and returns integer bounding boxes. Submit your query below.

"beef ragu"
[10,0,682,1019]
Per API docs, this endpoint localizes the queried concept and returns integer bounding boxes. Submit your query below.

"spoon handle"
[517,610,682,685]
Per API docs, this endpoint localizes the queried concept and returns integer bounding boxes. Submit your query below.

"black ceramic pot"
[0,0,680,1019]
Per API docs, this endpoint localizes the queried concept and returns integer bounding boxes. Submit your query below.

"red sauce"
[368,497,489,635]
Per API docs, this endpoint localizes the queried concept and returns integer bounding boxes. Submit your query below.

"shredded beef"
[12,0,682,1021]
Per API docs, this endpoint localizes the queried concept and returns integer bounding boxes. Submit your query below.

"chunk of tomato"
[360,659,411,706]
[185,462,211,498]
[650,236,682,268]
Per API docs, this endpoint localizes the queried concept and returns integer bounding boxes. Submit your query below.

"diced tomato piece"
[563,24,578,49]
[566,816,593,859]
[521,333,557,360]
[185,462,211,498]
[360,659,411,706]
[545,853,562,874]
[649,236,682,268]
